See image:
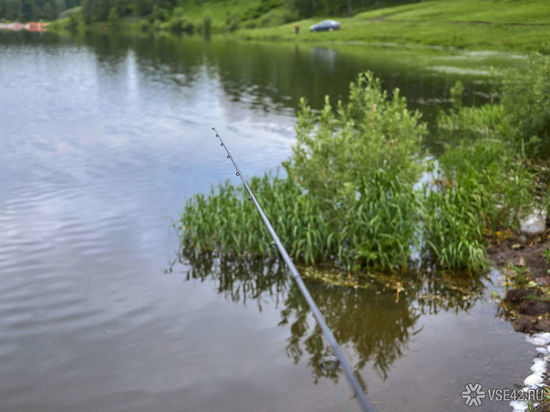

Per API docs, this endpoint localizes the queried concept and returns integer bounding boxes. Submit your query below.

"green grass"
[50,0,550,52]
[237,0,550,51]
[362,0,550,24]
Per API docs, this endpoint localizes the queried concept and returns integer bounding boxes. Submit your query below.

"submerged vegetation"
[180,55,550,275]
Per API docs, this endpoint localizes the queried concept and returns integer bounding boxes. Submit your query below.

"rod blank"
[212,127,373,412]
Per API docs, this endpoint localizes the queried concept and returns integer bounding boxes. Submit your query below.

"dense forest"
[0,0,81,21]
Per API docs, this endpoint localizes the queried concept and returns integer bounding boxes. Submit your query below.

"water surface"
[0,31,536,411]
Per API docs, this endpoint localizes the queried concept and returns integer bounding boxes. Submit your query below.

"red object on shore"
[0,22,49,32]
[27,22,49,32]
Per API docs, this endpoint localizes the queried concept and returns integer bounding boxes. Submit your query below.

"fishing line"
[180,133,210,171]
[212,127,374,412]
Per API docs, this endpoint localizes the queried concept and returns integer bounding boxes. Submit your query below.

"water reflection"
[175,246,486,385]
[0,30,505,135]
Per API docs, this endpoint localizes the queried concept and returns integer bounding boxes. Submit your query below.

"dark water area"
[0,30,535,411]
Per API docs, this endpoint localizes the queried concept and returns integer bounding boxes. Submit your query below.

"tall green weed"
[501,53,550,154]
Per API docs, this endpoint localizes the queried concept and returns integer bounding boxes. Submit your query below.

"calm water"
[0,30,536,411]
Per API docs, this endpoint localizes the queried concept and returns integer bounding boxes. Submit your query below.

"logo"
[461,383,486,407]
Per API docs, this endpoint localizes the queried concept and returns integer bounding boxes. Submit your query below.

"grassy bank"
[48,0,550,53]
[238,0,550,52]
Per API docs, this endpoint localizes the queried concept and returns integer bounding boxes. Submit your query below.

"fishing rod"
[212,127,374,412]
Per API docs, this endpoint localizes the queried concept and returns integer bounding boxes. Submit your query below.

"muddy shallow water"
[0,31,539,411]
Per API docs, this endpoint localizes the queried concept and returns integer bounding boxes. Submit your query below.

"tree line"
[0,0,81,21]
[289,0,421,18]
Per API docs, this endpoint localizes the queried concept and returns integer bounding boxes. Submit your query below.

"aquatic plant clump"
[181,73,426,271]
[180,71,536,274]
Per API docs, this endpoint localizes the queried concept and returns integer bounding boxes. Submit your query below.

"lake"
[0,30,538,411]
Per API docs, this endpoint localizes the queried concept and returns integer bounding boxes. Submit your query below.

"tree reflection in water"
[173,245,486,385]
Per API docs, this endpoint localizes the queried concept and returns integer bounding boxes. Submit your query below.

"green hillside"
[240,0,550,51]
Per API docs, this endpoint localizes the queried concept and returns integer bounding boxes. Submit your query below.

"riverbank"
[238,0,550,52]
[48,0,550,53]
[497,226,550,334]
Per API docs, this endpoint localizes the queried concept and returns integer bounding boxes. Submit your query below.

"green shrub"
[284,72,426,202]
[501,53,550,155]
[168,15,194,33]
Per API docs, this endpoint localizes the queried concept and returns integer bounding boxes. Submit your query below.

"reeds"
[180,172,418,271]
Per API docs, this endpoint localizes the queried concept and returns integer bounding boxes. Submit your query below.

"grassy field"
[237,0,550,51]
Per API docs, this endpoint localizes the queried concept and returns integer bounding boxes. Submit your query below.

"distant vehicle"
[310,20,340,32]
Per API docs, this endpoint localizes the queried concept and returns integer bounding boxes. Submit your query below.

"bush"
[168,15,194,33]
[284,72,426,202]
[501,53,550,155]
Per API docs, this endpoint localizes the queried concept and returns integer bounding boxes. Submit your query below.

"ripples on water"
[0,31,538,411]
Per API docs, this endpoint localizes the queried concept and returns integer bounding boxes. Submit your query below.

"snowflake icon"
[461,383,486,407]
